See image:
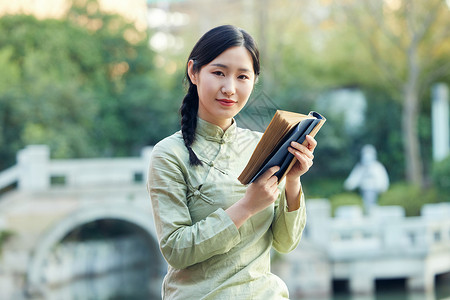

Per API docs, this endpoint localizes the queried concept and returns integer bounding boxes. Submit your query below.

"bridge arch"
[26,203,164,295]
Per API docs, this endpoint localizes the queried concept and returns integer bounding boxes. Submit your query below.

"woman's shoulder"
[151,131,187,159]
[148,131,189,182]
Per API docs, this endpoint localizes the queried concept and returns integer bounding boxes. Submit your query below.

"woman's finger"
[289,147,314,169]
[288,143,314,160]
[257,165,280,183]
[267,174,278,188]
[305,135,317,152]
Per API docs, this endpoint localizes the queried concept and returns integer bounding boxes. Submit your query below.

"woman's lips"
[217,99,237,106]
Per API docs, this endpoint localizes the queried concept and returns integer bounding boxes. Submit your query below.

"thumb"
[257,165,280,183]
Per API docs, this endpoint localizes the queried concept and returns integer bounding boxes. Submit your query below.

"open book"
[238,110,326,185]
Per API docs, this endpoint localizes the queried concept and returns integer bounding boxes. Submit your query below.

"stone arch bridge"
[0,145,165,299]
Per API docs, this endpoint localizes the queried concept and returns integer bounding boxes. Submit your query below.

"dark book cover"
[238,111,326,184]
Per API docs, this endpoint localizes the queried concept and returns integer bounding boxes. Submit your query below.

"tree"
[0,0,183,169]
[0,15,101,166]
[331,0,450,186]
[65,0,183,155]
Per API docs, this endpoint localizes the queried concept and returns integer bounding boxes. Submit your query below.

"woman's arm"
[285,135,317,211]
[148,145,241,269]
[271,185,307,253]
[270,135,317,253]
[284,177,302,211]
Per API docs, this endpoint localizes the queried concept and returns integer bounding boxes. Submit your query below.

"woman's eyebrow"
[210,63,252,73]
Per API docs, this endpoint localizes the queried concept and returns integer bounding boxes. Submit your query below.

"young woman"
[147,25,317,299]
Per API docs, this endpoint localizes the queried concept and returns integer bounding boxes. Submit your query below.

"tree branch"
[341,1,404,88]
[420,61,450,94]
[416,0,443,43]
[363,0,404,53]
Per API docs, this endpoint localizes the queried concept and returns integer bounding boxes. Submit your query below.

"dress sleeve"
[147,144,241,269]
[271,181,307,253]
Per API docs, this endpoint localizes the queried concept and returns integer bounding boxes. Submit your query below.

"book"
[238,110,326,185]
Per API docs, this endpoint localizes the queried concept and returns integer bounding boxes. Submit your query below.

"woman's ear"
[187,60,197,85]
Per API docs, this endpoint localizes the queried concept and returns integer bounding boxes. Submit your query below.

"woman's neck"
[199,116,233,132]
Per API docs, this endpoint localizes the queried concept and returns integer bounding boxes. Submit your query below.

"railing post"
[432,83,449,161]
[407,270,435,293]
[141,146,153,184]
[349,262,375,294]
[16,145,50,192]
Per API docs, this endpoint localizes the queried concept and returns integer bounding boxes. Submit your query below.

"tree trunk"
[402,84,423,185]
[402,40,423,186]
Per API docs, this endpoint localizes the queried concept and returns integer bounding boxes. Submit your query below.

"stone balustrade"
[276,199,450,297]
[0,145,153,193]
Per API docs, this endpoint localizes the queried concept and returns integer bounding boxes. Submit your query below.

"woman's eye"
[238,74,249,80]
[213,71,224,76]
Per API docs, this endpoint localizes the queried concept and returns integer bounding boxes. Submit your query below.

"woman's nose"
[221,79,235,96]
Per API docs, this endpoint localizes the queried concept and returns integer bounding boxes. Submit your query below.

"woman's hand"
[227,136,318,226]
[243,166,281,214]
[286,135,317,181]
[226,166,280,228]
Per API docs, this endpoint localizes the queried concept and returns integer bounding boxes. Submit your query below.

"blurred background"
[0,0,449,299]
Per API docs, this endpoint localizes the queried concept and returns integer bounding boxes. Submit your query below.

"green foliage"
[0,1,183,169]
[256,4,400,182]
[329,192,363,217]
[432,155,450,197]
[378,183,439,217]
[260,0,450,186]
[361,88,405,182]
[308,108,362,179]
[302,177,346,199]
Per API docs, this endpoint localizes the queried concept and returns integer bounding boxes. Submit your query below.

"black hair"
[180,25,260,166]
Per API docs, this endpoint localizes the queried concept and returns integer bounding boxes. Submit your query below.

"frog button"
[194,190,201,196]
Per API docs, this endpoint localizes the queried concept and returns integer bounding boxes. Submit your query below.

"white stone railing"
[0,145,153,192]
[306,200,450,260]
[0,166,19,190]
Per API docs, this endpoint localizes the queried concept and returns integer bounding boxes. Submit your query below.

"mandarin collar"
[196,118,237,144]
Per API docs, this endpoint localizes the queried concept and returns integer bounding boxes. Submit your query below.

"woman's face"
[188,46,256,130]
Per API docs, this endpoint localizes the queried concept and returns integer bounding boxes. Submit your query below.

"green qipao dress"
[147,118,306,300]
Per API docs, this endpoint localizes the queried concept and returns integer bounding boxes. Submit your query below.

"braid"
[180,84,202,166]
